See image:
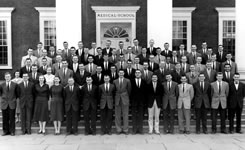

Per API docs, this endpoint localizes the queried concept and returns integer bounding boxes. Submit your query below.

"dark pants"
[163,104,175,133]
[195,103,208,132]
[100,106,113,133]
[132,104,144,133]
[66,108,78,133]
[229,105,243,132]
[212,104,226,132]
[2,106,16,134]
[20,105,32,133]
[84,105,97,134]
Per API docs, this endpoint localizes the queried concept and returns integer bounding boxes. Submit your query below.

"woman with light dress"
[50,76,64,135]
[11,70,23,123]
[33,75,50,134]
[44,67,55,111]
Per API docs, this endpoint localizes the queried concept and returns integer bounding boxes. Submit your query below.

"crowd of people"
[0,39,244,136]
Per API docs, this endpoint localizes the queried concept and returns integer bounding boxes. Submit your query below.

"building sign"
[97,13,135,19]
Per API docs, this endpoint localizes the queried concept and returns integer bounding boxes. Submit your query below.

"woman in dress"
[50,76,64,135]
[11,70,23,123]
[33,75,49,134]
[44,67,55,111]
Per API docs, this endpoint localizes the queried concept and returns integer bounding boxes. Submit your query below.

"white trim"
[0,7,15,69]
[173,7,196,52]
[215,7,235,46]
[92,6,140,48]
[35,7,56,46]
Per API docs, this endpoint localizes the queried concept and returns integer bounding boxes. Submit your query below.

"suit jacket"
[37,56,52,67]
[76,48,84,57]
[146,47,157,56]
[124,68,136,81]
[216,52,227,63]
[80,54,90,65]
[113,78,131,106]
[64,84,81,112]
[141,70,153,84]
[228,82,245,109]
[52,62,62,74]
[109,72,119,83]
[147,82,163,108]
[68,63,79,74]
[116,49,127,56]
[91,73,104,86]
[211,61,221,72]
[177,50,188,60]
[154,55,166,64]
[148,62,159,72]
[47,52,57,64]
[181,63,190,73]
[132,46,142,55]
[162,81,179,109]
[0,82,19,110]
[88,48,98,56]
[94,55,104,66]
[178,83,194,109]
[165,63,175,72]
[102,48,113,56]
[81,84,98,110]
[101,61,112,75]
[130,79,147,106]
[99,83,115,109]
[21,55,38,67]
[20,66,32,77]
[221,61,238,75]
[222,71,234,84]
[211,81,229,109]
[154,69,170,83]
[132,64,143,71]
[33,49,44,58]
[28,72,42,84]
[194,64,206,73]
[186,71,199,85]
[170,56,180,64]
[115,61,127,70]
[18,81,35,109]
[55,68,73,86]
[85,63,97,75]
[73,71,90,86]
[202,69,216,83]
[161,50,172,58]
[187,52,202,65]
[109,55,119,64]
[193,81,211,108]
[171,70,185,84]
[38,66,48,75]
[137,53,149,65]
[124,53,136,62]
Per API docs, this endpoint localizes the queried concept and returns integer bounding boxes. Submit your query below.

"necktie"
[89,64,92,73]
[7,82,9,91]
[213,62,215,70]
[25,82,27,88]
[70,86,73,92]
[80,71,84,77]
[106,84,109,92]
[58,63,61,69]
[151,63,153,70]
[119,79,122,89]
[158,55,161,63]
[129,54,131,60]
[227,72,230,79]
[219,82,221,94]
[201,82,204,92]
[183,84,185,93]
[63,68,66,77]
[120,62,123,69]
[34,73,36,79]
[153,82,156,92]
[168,82,171,91]
[145,70,148,78]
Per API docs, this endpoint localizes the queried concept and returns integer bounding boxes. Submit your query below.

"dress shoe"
[211,130,216,134]
[84,132,89,136]
[74,132,78,136]
[155,131,161,135]
[123,131,128,135]
[179,130,185,134]
[38,130,42,134]
[196,131,200,134]
[237,131,243,134]
[203,131,208,134]
[2,132,9,136]
[185,131,190,134]
[11,133,15,136]
[221,131,227,134]
[229,130,234,134]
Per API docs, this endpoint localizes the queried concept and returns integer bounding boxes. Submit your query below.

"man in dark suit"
[92,66,104,86]
[94,47,104,66]
[211,54,221,72]
[147,74,163,134]
[187,45,202,65]
[131,70,147,134]
[228,73,245,134]
[180,56,190,73]
[201,47,213,65]
[113,70,131,134]
[222,63,234,84]
[18,73,35,134]
[161,43,172,58]
[20,58,32,77]
[76,41,84,59]
[109,48,119,64]
[0,72,19,136]
[154,61,169,83]
[193,73,211,134]
[132,39,142,55]
[221,53,237,75]
[177,44,188,60]
[55,60,74,86]
[216,45,227,63]
[171,50,180,65]
[147,39,157,56]
[202,62,216,83]
[211,73,229,134]
[81,77,98,135]
[141,62,153,84]
[99,75,115,135]
[64,77,81,135]
[73,63,90,87]
[102,40,113,56]
[80,48,90,65]
[138,47,149,65]
[29,64,42,84]
[47,45,57,64]
[68,55,79,74]
[162,74,179,134]
[171,63,185,84]
[109,65,118,83]
[37,57,48,75]
[124,60,136,82]
[115,55,127,71]
[148,55,159,72]
[101,54,112,75]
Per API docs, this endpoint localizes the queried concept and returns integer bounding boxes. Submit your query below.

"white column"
[236,0,245,78]
[147,0,172,48]
[56,0,82,49]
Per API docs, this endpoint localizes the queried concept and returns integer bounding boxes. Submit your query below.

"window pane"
[172,20,187,50]
[43,20,56,51]
[222,20,235,57]
[0,20,8,65]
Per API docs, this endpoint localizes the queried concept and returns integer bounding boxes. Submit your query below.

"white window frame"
[35,7,56,48]
[0,7,15,69]
[215,7,235,45]
[173,7,196,52]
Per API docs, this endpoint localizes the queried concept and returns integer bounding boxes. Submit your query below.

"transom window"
[104,26,129,38]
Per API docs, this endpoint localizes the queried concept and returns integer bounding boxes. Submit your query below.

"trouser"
[100,106,113,133]
[20,105,32,133]
[66,108,78,133]
[2,106,16,134]
[132,104,144,133]
[84,105,97,134]
[115,100,129,133]
[229,105,243,132]
[148,100,161,132]
[163,103,175,132]
[178,105,191,132]
[212,104,226,132]
[195,103,208,132]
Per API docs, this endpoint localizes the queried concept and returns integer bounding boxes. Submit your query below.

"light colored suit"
[124,53,136,62]
[88,48,98,56]
[55,68,73,86]
[33,49,45,58]
[186,71,199,85]
[211,81,229,109]
[37,56,52,67]
[194,64,206,73]
[21,55,38,67]
[221,61,238,75]
[178,83,194,109]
